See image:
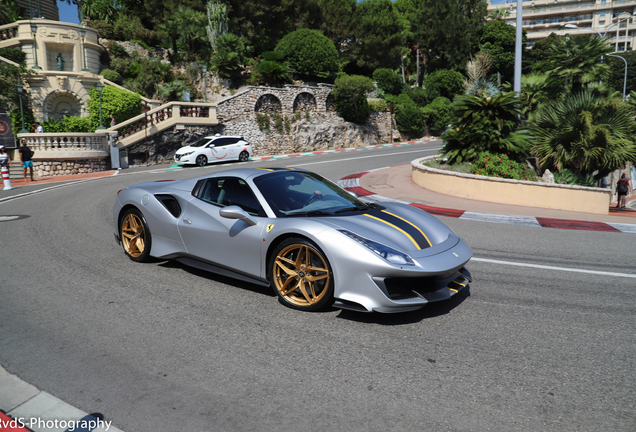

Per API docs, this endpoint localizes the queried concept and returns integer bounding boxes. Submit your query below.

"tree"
[605,51,636,96]
[333,74,375,124]
[423,69,465,100]
[546,34,612,92]
[386,93,424,133]
[480,20,526,85]
[422,97,454,135]
[210,33,246,83]
[0,0,21,25]
[441,92,531,164]
[372,68,403,95]
[403,0,487,73]
[318,0,356,55]
[487,7,510,21]
[529,91,636,177]
[156,80,190,102]
[349,0,408,74]
[254,51,289,86]
[275,29,339,81]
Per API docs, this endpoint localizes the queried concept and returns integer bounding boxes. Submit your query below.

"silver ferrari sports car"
[113,167,472,313]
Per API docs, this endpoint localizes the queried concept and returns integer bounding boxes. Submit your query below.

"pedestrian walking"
[110,113,117,128]
[18,139,35,181]
[34,122,43,133]
[0,145,11,175]
[616,172,631,209]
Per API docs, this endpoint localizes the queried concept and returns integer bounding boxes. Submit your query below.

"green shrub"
[256,113,270,131]
[368,99,389,112]
[273,114,284,133]
[423,69,465,100]
[422,97,454,135]
[386,94,424,133]
[406,87,431,107]
[275,29,339,81]
[107,41,128,59]
[372,68,402,95]
[470,152,536,180]
[553,169,596,187]
[90,20,115,39]
[333,74,374,124]
[100,69,122,84]
[86,85,141,130]
[113,15,144,41]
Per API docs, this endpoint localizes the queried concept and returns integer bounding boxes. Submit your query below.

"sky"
[58,1,79,24]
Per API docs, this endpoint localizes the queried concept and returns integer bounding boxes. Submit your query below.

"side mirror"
[220,205,257,226]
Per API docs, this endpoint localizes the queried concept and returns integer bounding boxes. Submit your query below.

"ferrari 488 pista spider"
[113,167,472,313]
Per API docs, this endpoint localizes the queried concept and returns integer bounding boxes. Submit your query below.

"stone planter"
[411,155,612,215]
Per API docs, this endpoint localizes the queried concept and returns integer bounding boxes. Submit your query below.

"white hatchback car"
[174,135,253,166]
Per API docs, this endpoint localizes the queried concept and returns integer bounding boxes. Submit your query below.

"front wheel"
[238,151,249,162]
[195,154,208,167]
[120,208,152,262]
[268,238,334,311]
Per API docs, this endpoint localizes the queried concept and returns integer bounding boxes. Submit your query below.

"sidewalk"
[345,164,636,233]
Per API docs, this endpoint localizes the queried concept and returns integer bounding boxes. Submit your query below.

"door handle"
[183,218,192,225]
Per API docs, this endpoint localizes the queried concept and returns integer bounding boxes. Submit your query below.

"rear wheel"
[196,154,208,167]
[268,238,334,311]
[238,151,249,162]
[120,208,152,262]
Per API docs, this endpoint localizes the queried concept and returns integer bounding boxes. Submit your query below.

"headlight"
[180,151,194,157]
[338,230,414,266]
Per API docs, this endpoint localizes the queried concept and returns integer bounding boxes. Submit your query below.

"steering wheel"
[304,191,323,206]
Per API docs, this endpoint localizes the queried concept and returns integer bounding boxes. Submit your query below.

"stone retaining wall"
[34,158,109,177]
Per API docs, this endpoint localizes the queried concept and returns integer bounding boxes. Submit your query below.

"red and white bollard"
[2,166,12,190]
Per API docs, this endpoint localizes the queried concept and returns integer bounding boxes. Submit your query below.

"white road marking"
[0,216,19,221]
[460,212,542,227]
[472,257,636,278]
[287,148,442,167]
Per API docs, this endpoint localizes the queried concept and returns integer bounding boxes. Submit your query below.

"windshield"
[189,137,212,148]
[254,171,373,217]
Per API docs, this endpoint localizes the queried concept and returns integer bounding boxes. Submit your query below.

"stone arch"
[325,93,336,113]
[293,92,317,112]
[43,90,83,121]
[254,94,282,114]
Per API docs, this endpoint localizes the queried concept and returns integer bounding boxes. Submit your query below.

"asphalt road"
[1,141,634,432]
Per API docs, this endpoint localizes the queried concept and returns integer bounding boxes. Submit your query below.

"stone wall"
[125,110,396,167]
[34,158,109,177]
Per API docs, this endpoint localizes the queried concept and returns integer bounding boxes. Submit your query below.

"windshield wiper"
[290,210,333,217]
[334,205,369,214]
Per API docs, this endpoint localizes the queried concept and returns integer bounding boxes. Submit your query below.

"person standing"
[34,122,44,133]
[18,139,34,181]
[110,113,117,128]
[616,172,631,209]
[0,145,11,175]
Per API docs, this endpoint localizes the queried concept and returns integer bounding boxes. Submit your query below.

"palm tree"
[487,8,510,21]
[156,81,190,102]
[441,92,531,164]
[547,34,612,92]
[210,33,246,83]
[529,90,636,176]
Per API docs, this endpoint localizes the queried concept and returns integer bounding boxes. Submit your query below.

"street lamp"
[605,54,628,101]
[79,27,90,72]
[202,66,208,103]
[30,23,41,70]
[16,84,29,134]
[96,83,106,130]
[564,12,635,39]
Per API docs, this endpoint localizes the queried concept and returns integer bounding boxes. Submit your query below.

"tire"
[268,238,334,311]
[120,208,152,262]
[238,151,249,162]
[195,154,208,167]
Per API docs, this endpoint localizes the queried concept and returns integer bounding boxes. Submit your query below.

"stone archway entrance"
[44,91,83,120]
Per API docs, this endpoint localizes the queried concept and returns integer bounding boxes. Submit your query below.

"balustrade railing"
[21,133,108,154]
[0,24,19,42]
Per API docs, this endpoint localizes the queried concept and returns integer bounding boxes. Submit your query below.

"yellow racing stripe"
[363,214,421,250]
[381,210,432,247]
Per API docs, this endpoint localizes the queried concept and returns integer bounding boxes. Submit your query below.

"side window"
[194,177,264,216]
[211,138,230,147]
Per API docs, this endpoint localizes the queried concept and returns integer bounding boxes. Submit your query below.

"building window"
[600,12,606,17]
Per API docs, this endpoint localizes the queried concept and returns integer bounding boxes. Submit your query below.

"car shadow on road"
[334,287,471,325]
[157,260,276,298]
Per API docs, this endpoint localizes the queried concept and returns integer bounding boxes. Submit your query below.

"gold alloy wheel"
[273,243,330,307]
[121,213,146,258]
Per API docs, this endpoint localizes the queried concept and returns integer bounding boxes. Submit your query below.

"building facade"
[488,0,636,51]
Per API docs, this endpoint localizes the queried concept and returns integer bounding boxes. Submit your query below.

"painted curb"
[338,170,636,234]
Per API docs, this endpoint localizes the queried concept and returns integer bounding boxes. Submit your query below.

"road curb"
[0,366,123,432]
[338,170,636,234]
